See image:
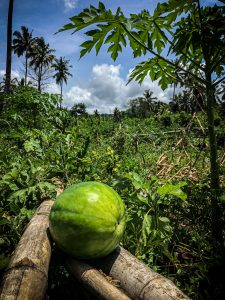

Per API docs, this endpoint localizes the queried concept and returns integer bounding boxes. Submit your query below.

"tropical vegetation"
[1,1,225,299]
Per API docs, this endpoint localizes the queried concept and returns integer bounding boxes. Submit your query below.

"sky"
[0,0,218,113]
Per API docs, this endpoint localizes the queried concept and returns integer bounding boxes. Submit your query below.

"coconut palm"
[29,37,55,91]
[142,90,158,114]
[52,57,72,108]
[13,26,34,86]
[128,89,158,118]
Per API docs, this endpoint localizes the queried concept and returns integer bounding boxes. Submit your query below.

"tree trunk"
[4,0,14,94]
[0,201,54,300]
[205,72,220,189]
[205,68,223,247]
[197,0,223,249]
[60,82,63,109]
[25,52,28,86]
[38,67,41,92]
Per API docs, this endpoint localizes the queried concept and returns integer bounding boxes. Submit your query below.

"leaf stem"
[121,23,205,85]
[152,20,204,72]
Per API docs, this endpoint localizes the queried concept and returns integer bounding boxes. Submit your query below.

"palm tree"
[142,90,158,114]
[29,37,55,91]
[13,26,34,86]
[52,57,72,108]
[128,90,158,118]
[5,0,14,94]
[94,109,100,118]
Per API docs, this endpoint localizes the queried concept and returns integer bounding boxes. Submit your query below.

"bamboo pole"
[66,258,131,300]
[1,182,190,300]
[90,246,191,300]
[0,200,54,300]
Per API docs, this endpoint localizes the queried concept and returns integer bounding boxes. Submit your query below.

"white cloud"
[64,0,77,11]
[63,63,176,113]
[0,69,21,82]
[1,64,176,114]
[45,82,61,94]
[64,85,92,103]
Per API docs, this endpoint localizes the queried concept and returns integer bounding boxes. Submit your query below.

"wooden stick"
[66,258,131,300]
[195,114,205,134]
[91,246,191,300]
[0,200,54,300]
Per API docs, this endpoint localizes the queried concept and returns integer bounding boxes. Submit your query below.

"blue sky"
[0,0,219,112]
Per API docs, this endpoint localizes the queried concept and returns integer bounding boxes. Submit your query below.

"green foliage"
[4,2,224,297]
[159,114,172,127]
[2,86,59,128]
[117,173,187,260]
[1,84,225,298]
[70,102,87,116]
[127,89,167,118]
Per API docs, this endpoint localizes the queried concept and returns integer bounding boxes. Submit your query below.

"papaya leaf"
[60,1,223,90]
[105,24,126,60]
[128,57,177,89]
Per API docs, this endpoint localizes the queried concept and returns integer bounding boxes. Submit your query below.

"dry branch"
[66,258,131,300]
[91,246,190,300]
[0,200,54,300]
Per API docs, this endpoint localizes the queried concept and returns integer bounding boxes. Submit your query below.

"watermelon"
[49,181,125,259]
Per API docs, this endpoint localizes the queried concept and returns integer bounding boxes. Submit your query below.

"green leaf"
[131,172,144,189]
[158,183,187,201]
[151,19,168,54]
[57,22,75,33]
[24,139,42,155]
[137,194,148,204]
[105,25,126,60]
[98,1,105,10]
[128,57,177,88]
[158,216,170,223]
[219,194,225,203]
[79,40,96,58]
[142,214,152,246]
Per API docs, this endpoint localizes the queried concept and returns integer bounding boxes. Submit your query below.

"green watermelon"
[49,181,125,259]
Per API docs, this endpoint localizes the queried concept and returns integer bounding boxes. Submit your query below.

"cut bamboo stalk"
[1,188,190,300]
[66,258,131,300]
[0,200,54,300]
[90,246,191,300]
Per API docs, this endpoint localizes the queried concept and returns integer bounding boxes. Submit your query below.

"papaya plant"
[60,0,225,247]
